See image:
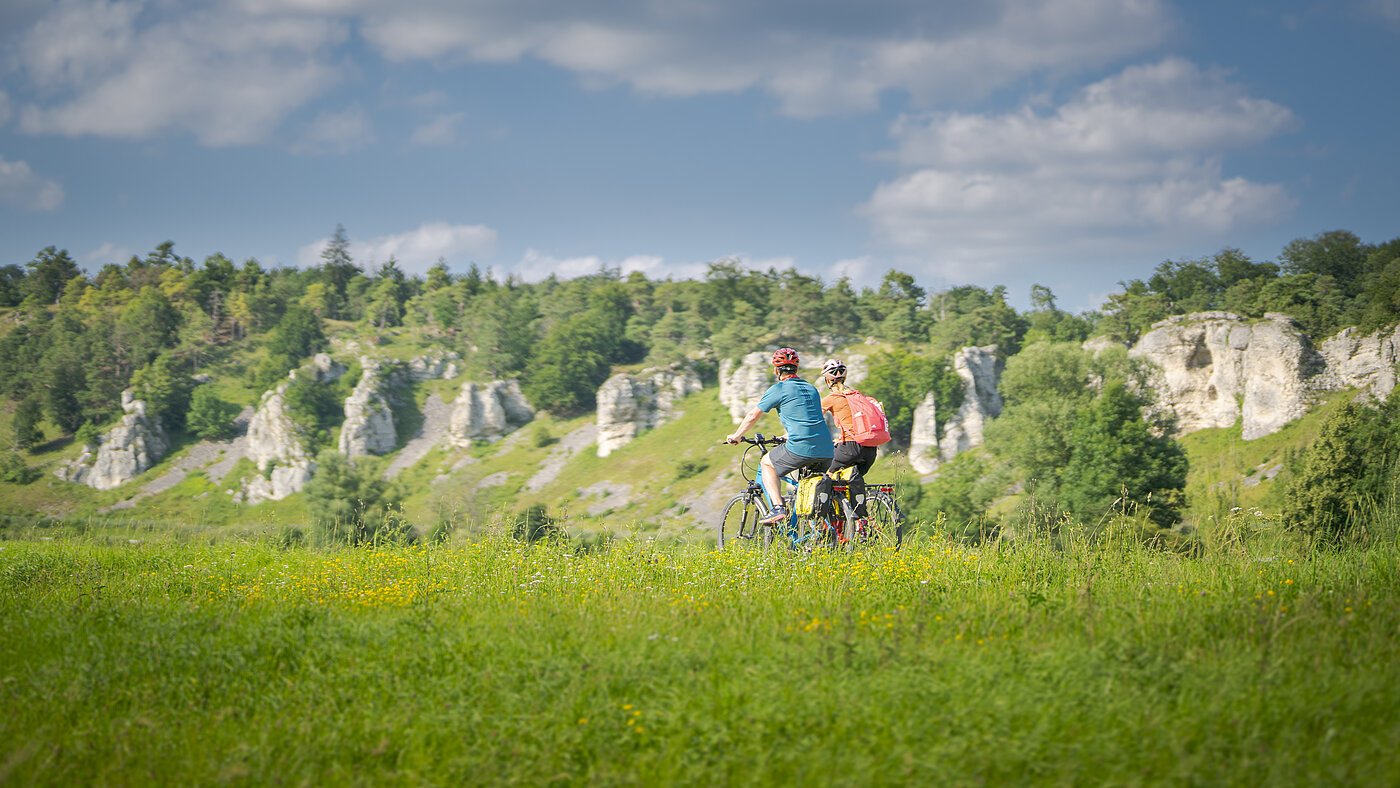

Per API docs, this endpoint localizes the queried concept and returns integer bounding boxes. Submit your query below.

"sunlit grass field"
[2,527,1398,785]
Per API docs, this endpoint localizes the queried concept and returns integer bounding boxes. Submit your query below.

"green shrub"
[512,504,560,542]
[0,451,40,484]
[186,385,241,440]
[674,459,708,480]
[1282,397,1399,539]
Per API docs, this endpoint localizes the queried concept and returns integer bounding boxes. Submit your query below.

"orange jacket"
[821,393,857,444]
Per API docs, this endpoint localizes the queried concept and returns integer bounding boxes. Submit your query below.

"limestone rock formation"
[1316,324,1400,400]
[939,346,1005,462]
[240,381,313,503]
[57,390,169,490]
[596,367,703,457]
[1240,316,1317,439]
[907,392,940,475]
[908,346,1004,475]
[1082,336,1128,356]
[339,358,397,459]
[239,359,344,503]
[718,352,772,424]
[448,380,534,445]
[1129,313,1315,440]
[407,351,461,382]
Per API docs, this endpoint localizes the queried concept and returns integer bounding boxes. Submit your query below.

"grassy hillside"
[0,371,1379,546]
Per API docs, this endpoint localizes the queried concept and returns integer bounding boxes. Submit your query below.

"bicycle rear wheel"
[718,494,762,549]
[845,490,903,549]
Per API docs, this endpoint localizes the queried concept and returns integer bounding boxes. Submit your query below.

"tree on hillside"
[12,396,44,450]
[39,311,89,433]
[1355,243,1400,331]
[425,259,452,292]
[985,342,1093,494]
[318,225,361,319]
[467,286,538,378]
[0,264,24,307]
[820,277,863,343]
[23,247,80,305]
[870,270,926,344]
[1096,280,1172,343]
[927,285,1025,356]
[366,259,407,329]
[114,287,180,375]
[861,348,950,446]
[1280,230,1370,295]
[1281,397,1399,540]
[1023,285,1091,344]
[131,352,194,431]
[1252,273,1347,337]
[1058,382,1187,526]
[256,305,327,388]
[186,385,241,440]
[305,450,394,545]
[524,294,630,417]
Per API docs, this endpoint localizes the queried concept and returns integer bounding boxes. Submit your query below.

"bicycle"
[718,435,905,551]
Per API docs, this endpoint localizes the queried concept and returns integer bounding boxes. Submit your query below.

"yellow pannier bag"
[795,475,822,516]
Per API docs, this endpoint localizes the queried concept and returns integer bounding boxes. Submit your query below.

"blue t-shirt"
[756,377,834,459]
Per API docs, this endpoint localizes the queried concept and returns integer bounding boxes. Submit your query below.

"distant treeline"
[1,227,1396,437]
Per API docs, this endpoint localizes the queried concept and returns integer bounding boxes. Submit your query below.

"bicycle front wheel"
[718,494,762,549]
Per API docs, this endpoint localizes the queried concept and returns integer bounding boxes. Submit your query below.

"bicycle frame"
[724,434,902,550]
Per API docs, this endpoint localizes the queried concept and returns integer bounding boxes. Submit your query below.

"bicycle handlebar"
[721,434,786,447]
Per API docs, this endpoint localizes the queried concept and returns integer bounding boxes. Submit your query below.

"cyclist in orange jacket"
[820,358,876,523]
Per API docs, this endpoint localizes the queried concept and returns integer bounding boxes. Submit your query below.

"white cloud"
[14,1,346,145]
[410,112,465,147]
[4,0,1177,144]
[863,59,1298,276]
[0,91,12,126]
[509,249,711,282]
[292,106,374,154]
[349,0,1173,116]
[1364,0,1400,24]
[0,156,64,211]
[298,222,498,273]
[82,241,133,266]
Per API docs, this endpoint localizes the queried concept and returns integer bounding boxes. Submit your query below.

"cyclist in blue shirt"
[724,347,834,524]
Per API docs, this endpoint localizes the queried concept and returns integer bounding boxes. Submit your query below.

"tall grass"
[1,525,1397,785]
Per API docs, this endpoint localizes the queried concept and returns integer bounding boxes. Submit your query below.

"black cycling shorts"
[766,444,831,478]
[828,441,877,476]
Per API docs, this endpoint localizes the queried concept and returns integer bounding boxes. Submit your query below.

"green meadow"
[2,525,1397,785]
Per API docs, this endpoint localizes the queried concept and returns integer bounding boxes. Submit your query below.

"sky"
[0,0,1397,312]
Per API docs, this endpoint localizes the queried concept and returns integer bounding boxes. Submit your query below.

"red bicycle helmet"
[771,347,800,368]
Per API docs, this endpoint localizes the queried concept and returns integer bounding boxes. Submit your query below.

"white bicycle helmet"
[821,358,847,377]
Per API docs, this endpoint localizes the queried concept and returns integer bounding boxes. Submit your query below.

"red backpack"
[841,390,891,447]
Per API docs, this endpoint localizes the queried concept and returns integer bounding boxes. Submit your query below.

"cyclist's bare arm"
[724,406,766,444]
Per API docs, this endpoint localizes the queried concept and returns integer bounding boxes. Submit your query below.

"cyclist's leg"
[758,451,784,511]
[829,442,865,518]
[848,445,878,519]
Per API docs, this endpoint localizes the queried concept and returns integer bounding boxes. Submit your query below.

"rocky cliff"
[406,350,461,382]
[447,380,534,445]
[239,354,344,503]
[908,346,1003,474]
[718,352,772,424]
[339,358,398,459]
[1126,313,1398,440]
[1316,324,1400,400]
[56,389,169,490]
[596,367,703,457]
[717,351,868,425]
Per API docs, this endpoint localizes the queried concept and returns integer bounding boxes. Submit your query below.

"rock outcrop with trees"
[0,227,1396,541]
